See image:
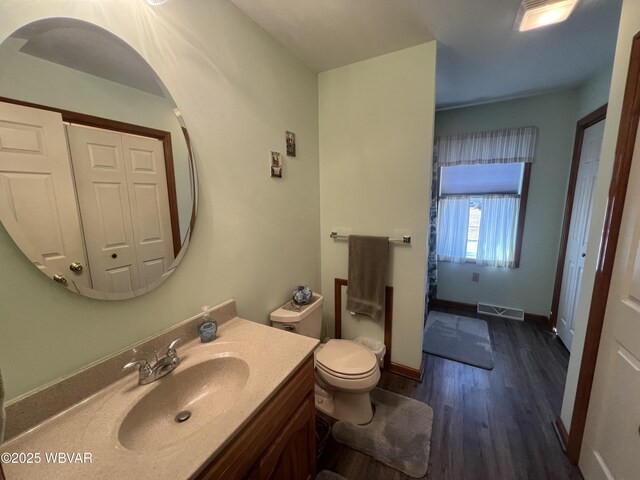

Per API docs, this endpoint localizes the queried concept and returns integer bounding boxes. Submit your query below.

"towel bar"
[329,231,411,244]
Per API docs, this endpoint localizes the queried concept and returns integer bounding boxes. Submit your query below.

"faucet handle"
[165,336,183,357]
[123,359,151,374]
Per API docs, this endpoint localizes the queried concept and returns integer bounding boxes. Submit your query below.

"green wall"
[319,44,437,371]
[577,68,613,120]
[434,90,580,316]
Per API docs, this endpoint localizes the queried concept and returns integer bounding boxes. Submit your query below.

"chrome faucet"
[123,337,183,385]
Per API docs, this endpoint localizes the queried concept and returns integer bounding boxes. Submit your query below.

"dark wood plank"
[319,305,583,480]
[556,416,569,450]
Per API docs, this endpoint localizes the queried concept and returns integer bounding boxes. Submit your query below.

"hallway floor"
[318,307,584,479]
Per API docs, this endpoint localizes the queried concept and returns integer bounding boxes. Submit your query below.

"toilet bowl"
[270,294,380,424]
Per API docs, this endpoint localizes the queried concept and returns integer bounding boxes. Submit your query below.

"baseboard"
[388,360,424,382]
[524,312,550,326]
[430,298,476,311]
[554,417,569,452]
[430,297,550,328]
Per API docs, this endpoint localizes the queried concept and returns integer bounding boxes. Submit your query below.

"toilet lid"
[315,339,377,376]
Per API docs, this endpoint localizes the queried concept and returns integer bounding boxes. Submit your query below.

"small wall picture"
[270,151,283,178]
[286,131,296,157]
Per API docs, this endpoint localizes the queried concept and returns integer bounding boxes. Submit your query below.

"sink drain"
[175,410,192,423]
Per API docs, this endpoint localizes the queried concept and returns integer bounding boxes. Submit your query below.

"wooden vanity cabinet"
[196,356,316,480]
[247,395,315,480]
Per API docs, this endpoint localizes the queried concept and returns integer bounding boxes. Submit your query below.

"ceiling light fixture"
[515,0,579,32]
[147,0,170,5]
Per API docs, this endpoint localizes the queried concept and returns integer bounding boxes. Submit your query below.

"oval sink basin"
[118,356,250,452]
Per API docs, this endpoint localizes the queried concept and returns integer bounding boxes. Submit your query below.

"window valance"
[435,126,538,166]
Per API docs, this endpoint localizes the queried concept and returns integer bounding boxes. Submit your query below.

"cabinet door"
[255,395,316,480]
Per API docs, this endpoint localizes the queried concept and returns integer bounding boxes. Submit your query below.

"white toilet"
[270,293,380,425]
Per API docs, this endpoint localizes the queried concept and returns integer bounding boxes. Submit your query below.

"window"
[467,197,482,258]
[436,162,530,267]
[433,126,537,268]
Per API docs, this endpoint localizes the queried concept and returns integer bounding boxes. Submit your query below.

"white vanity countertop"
[0,317,318,479]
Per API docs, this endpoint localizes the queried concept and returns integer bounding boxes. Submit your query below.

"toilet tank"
[270,293,324,339]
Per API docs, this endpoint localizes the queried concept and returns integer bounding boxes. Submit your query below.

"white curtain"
[435,126,538,166]
[437,197,469,263]
[476,195,519,267]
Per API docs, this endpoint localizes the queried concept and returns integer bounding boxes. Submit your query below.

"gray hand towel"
[0,368,5,443]
[346,235,389,321]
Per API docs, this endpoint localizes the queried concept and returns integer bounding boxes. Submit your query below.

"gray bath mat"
[422,311,494,370]
[315,470,348,480]
[332,388,433,478]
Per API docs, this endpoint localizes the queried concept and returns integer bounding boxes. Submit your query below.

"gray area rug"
[422,311,494,370]
[315,470,348,480]
[332,388,433,478]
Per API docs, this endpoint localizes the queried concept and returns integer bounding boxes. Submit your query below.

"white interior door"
[121,134,175,286]
[0,101,90,290]
[66,125,174,294]
[557,120,605,351]
[66,125,141,294]
[580,122,640,479]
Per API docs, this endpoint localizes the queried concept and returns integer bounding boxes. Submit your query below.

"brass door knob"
[53,273,67,285]
[69,262,84,272]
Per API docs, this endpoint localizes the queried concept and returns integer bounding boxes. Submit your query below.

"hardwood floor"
[318,307,583,480]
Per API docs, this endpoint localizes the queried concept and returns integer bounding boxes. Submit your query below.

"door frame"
[550,104,607,334]
[0,95,182,257]
[561,31,640,464]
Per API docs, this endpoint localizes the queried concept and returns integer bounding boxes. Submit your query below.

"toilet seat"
[316,361,378,380]
[315,339,378,375]
[315,339,380,393]
[315,363,380,393]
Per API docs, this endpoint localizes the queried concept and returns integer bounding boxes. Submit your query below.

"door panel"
[558,120,605,350]
[0,101,89,289]
[88,143,119,170]
[141,258,165,286]
[66,125,140,293]
[132,184,164,242]
[3,173,64,253]
[0,122,43,153]
[67,125,174,293]
[585,345,640,479]
[122,134,174,285]
[93,183,130,248]
[582,120,640,479]
[105,265,135,292]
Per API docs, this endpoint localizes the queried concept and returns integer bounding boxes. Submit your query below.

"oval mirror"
[0,18,197,300]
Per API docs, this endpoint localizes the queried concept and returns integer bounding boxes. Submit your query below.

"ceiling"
[230,0,623,109]
[10,18,167,98]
